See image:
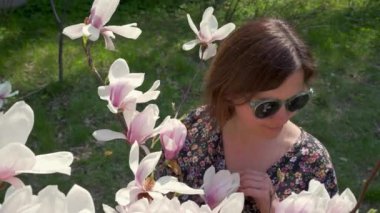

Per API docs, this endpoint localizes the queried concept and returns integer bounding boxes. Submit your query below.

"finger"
[240,170,269,177]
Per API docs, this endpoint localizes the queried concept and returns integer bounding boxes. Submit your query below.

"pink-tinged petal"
[0,101,34,148]
[136,80,160,103]
[201,43,217,60]
[2,177,25,188]
[202,166,240,209]
[0,143,36,172]
[122,100,138,129]
[91,0,119,27]
[211,23,235,41]
[129,142,139,175]
[66,184,95,213]
[182,39,200,51]
[62,23,85,40]
[108,81,135,112]
[102,31,116,51]
[154,176,204,195]
[127,104,159,144]
[106,24,142,39]
[135,151,161,187]
[18,152,74,175]
[92,129,126,142]
[82,24,100,41]
[199,23,213,42]
[180,200,203,212]
[160,118,187,160]
[186,14,199,35]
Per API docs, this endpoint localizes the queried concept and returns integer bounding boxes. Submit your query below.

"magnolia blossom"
[201,166,240,209]
[274,179,357,213]
[98,58,160,114]
[112,143,203,209]
[0,81,18,109]
[0,101,74,187]
[103,193,244,213]
[182,7,236,60]
[159,118,187,160]
[62,0,142,50]
[0,184,95,213]
[93,104,166,145]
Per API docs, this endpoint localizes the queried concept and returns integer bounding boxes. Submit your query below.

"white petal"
[201,43,217,60]
[218,193,245,213]
[186,14,199,35]
[212,23,236,41]
[154,176,204,195]
[18,151,74,175]
[0,143,36,172]
[201,7,214,24]
[62,23,85,40]
[92,129,126,142]
[106,24,142,39]
[108,59,145,86]
[67,184,95,213]
[182,39,200,51]
[37,185,66,213]
[91,0,119,26]
[82,24,100,41]
[102,204,117,213]
[129,142,139,175]
[135,151,162,186]
[103,33,116,51]
[0,101,34,148]
[136,80,160,103]
[0,81,11,96]
[98,86,110,100]
[1,186,35,212]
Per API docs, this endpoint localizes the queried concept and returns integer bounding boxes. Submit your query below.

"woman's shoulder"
[295,129,334,167]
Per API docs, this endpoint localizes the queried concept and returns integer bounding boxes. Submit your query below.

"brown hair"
[204,18,316,127]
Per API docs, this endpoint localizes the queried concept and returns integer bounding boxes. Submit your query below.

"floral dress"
[155,106,338,212]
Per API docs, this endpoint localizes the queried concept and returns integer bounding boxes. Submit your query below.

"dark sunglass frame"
[249,88,314,119]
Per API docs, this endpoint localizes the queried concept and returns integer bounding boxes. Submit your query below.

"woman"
[157,18,338,212]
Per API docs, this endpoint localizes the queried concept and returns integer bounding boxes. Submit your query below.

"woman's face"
[232,70,307,138]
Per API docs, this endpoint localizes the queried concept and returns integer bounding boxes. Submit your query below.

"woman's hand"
[239,170,277,213]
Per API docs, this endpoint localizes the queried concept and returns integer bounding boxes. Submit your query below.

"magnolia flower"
[274,179,357,213]
[159,118,187,160]
[113,143,204,209]
[93,104,166,146]
[201,166,240,209]
[0,81,18,109]
[182,7,236,60]
[0,101,74,187]
[98,58,160,114]
[62,0,142,50]
[0,184,95,213]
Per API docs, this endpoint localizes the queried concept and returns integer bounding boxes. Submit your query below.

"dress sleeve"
[310,140,339,197]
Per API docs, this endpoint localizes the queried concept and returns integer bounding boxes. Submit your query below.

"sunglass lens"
[255,101,281,118]
[286,94,310,112]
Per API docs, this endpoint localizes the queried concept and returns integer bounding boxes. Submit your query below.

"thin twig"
[350,160,380,213]
[49,0,64,82]
[82,40,104,84]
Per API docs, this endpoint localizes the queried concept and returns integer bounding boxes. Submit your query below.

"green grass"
[1,0,379,211]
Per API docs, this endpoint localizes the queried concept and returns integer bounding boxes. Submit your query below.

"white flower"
[182,7,235,60]
[97,58,160,114]
[0,101,74,187]
[114,143,204,208]
[274,179,357,213]
[0,81,18,109]
[0,184,95,213]
[62,0,142,50]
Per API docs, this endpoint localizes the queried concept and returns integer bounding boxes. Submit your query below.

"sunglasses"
[249,88,313,119]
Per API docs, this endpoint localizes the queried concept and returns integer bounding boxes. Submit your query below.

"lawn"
[0,0,379,211]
